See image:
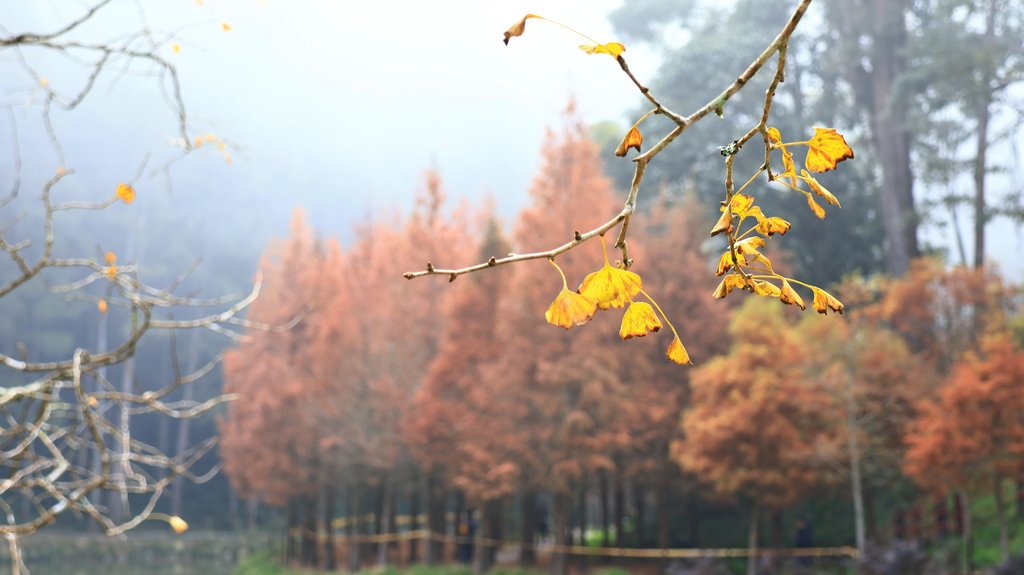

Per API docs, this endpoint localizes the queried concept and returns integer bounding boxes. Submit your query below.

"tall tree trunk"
[973,0,996,269]
[835,0,918,275]
[473,505,485,575]
[688,492,700,547]
[550,493,571,575]
[247,497,259,530]
[348,485,362,573]
[324,488,336,571]
[613,472,624,549]
[409,479,420,564]
[486,498,503,570]
[846,373,866,552]
[747,502,759,575]
[519,490,537,567]
[655,479,670,549]
[425,473,444,564]
[959,489,973,574]
[634,482,646,547]
[286,499,298,565]
[301,494,318,567]
[994,476,1009,563]
[770,509,783,548]
[599,471,610,548]
[377,479,393,567]
[577,482,588,546]
[1017,462,1024,518]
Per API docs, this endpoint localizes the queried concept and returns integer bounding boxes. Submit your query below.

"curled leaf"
[716,250,744,276]
[756,216,791,237]
[811,287,845,315]
[766,127,783,145]
[753,280,782,298]
[779,279,806,310]
[805,194,826,219]
[781,148,797,186]
[805,127,854,172]
[579,42,626,57]
[666,335,692,366]
[710,209,733,237]
[619,301,662,339]
[614,126,643,157]
[503,14,540,45]
[712,274,749,299]
[801,169,841,207]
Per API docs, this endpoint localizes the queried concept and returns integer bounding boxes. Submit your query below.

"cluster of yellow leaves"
[767,127,852,220]
[708,127,854,316]
[545,237,690,365]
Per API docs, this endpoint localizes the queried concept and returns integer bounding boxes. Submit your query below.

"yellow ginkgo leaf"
[614,126,643,157]
[715,250,744,276]
[734,236,766,253]
[545,287,598,329]
[503,14,540,45]
[666,335,692,366]
[712,274,749,299]
[169,516,189,534]
[579,42,626,57]
[577,236,642,309]
[805,127,854,172]
[709,209,733,237]
[221,22,232,32]
[766,127,782,145]
[115,182,135,204]
[97,299,108,314]
[781,148,797,186]
[805,193,826,219]
[811,287,845,315]
[578,264,642,310]
[779,279,806,310]
[171,42,182,54]
[729,193,755,218]
[753,280,782,298]
[104,252,117,265]
[87,396,99,408]
[619,301,662,339]
[756,216,791,237]
[800,169,841,207]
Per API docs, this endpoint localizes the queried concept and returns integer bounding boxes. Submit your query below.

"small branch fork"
[405,0,813,281]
